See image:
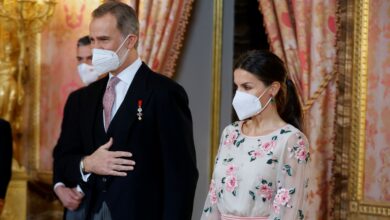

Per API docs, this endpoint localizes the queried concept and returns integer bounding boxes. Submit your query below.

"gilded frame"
[334,0,390,219]
[209,0,223,179]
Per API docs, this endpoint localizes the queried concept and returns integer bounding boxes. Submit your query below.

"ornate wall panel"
[334,0,390,219]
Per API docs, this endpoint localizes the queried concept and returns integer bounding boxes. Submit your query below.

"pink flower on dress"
[208,180,218,205]
[296,147,308,161]
[262,141,276,154]
[274,188,291,206]
[257,184,273,200]
[251,150,264,158]
[225,175,238,193]
[224,130,238,145]
[209,190,218,205]
[273,203,281,214]
[298,138,306,147]
[226,164,237,176]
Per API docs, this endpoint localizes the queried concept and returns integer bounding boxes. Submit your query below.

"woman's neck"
[242,105,286,136]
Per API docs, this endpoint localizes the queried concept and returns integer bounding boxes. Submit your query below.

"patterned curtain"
[127,0,194,77]
[259,1,337,219]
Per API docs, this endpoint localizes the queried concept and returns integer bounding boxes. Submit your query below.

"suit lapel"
[107,63,153,148]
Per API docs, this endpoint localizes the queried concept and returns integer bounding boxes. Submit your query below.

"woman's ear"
[270,81,281,96]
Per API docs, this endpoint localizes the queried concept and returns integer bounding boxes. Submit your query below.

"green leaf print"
[249,190,256,200]
[298,209,304,220]
[266,159,278,164]
[261,179,267,184]
[204,207,212,213]
[284,164,292,176]
[289,188,296,195]
[280,129,291,134]
[222,177,226,184]
[232,190,237,196]
[236,138,245,147]
[223,158,234,163]
[272,135,278,140]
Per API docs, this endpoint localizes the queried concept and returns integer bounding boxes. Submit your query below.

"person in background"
[76,35,105,85]
[201,50,310,220]
[52,35,104,219]
[0,118,13,215]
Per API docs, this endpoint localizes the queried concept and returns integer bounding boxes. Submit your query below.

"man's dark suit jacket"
[0,119,12,199]
[53,63,198,220]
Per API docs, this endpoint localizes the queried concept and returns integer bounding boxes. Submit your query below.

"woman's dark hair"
[234,50,303,130]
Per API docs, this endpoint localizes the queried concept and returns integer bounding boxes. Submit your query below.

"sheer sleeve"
[200,127,229,220]
[270,131,310,220]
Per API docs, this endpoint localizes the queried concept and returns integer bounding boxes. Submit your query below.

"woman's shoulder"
[282,124,310,150]
[222,121,242,133]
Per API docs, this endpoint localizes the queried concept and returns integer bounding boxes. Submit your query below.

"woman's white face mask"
[232,87,272,120]
[92,35,130,74]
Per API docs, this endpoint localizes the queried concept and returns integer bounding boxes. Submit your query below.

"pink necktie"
[103,76,120,131]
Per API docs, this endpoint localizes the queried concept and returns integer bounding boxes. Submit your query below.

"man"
[53,36,96,215]
[53,2,198,220]
[76,35,93,65]
[0,119,12,215]
[76,36,105,85]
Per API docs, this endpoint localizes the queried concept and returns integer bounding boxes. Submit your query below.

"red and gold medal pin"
[137,99,143,120]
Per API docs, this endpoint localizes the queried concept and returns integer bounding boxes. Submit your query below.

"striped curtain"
[128,0,194,77]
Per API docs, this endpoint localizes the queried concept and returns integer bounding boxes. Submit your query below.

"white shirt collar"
[108,57,142,85]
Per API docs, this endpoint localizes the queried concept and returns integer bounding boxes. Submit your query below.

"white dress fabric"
[201,121,310,220]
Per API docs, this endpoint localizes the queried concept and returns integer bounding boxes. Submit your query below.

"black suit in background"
[53,63,198,220]
[0,119,12,199]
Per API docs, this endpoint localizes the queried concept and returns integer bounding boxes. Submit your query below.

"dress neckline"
[238,121,290,139]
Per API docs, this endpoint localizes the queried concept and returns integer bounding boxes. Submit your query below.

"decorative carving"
[0,0,56,165]
[0,1,56,219]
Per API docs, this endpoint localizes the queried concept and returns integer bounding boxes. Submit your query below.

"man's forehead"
[89,14,118,35]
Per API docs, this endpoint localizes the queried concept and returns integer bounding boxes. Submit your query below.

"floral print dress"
[201,121,310,220]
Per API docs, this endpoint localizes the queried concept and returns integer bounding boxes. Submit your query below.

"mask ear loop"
[256,86,271,101]
[115,34,131,53]
[116,35,131,66]
[254,87,273,116]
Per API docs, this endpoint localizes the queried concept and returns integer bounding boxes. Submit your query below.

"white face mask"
[92,35,130,74]
[77,63,102,85]
[232,88,272,120]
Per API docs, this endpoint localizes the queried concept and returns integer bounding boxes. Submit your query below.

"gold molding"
[209,0,223,179]
[31,33,41,171]
[349,0,369,203]
[334,0,390,218]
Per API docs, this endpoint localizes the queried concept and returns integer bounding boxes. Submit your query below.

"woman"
[201,50,310,220]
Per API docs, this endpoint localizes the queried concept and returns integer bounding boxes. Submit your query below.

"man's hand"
[83,138,135,176]
[54,186,83,211]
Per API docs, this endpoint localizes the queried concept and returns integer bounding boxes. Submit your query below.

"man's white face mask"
[77,63,103,85]
[92,35,130,74]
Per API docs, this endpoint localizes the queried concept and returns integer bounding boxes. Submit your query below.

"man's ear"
[127,35,138,50]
